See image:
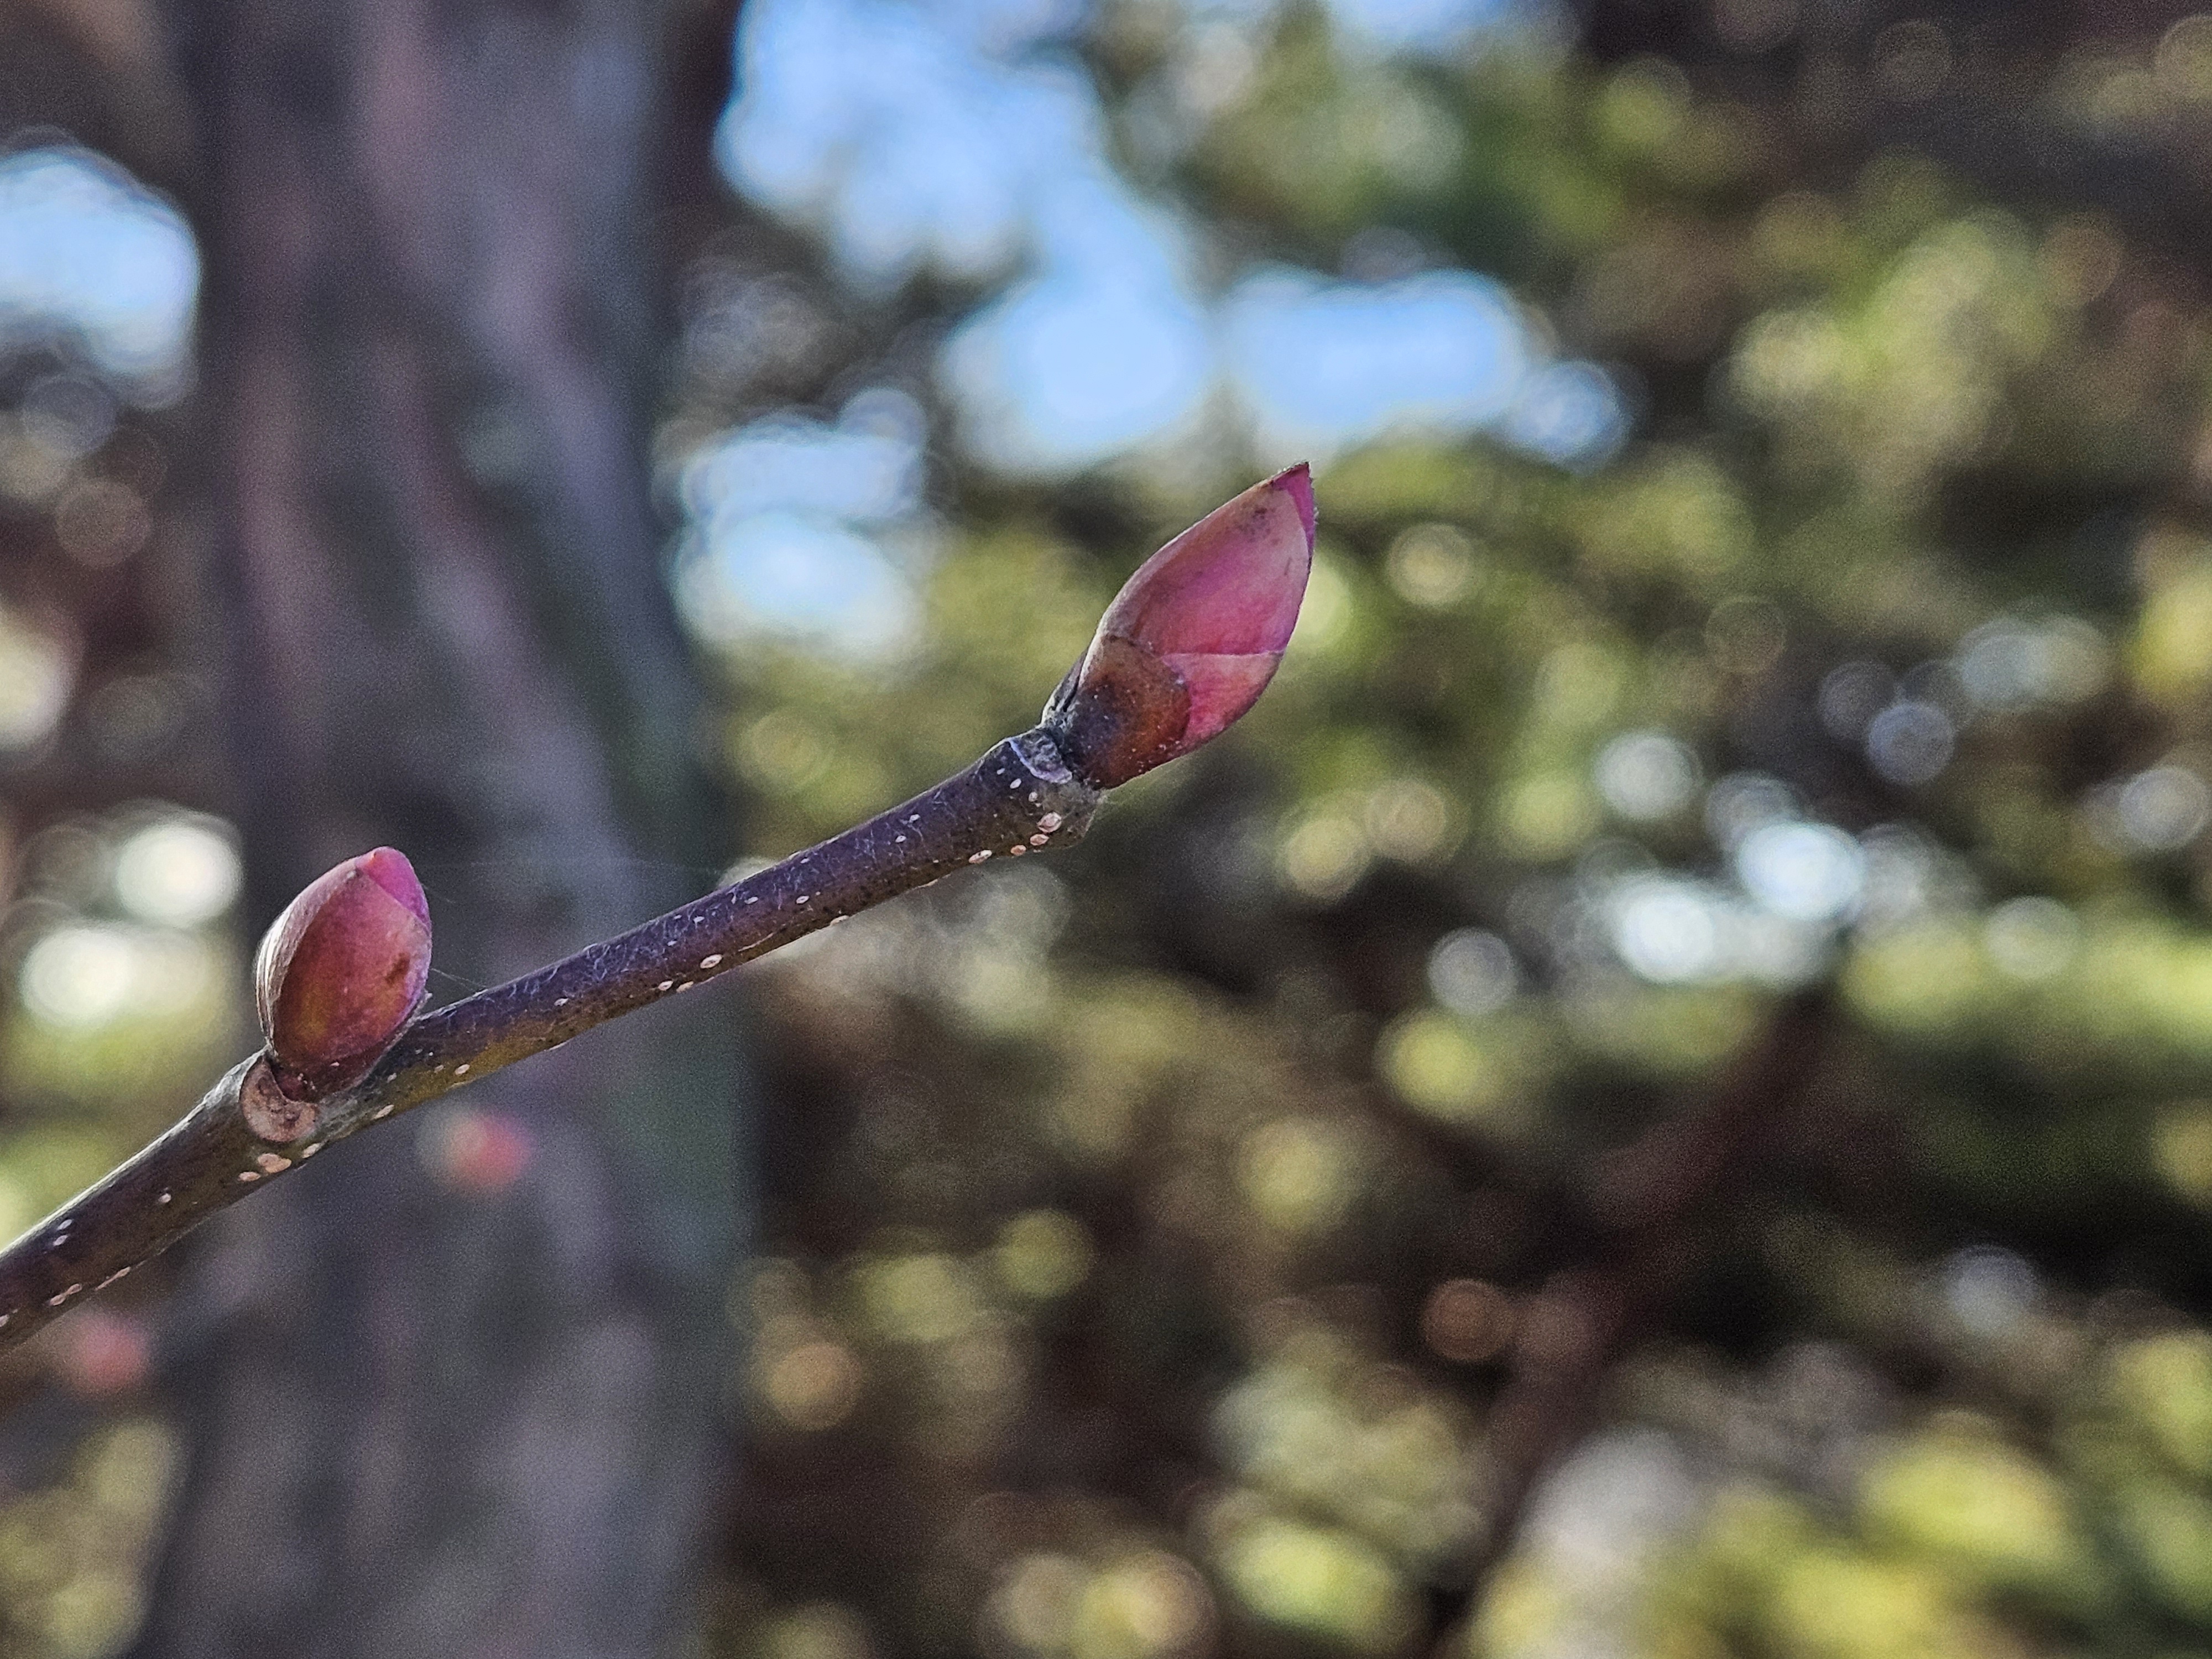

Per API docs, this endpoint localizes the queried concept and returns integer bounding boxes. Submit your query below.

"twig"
[0,732,1098,1353]
[0,463,1318,1356]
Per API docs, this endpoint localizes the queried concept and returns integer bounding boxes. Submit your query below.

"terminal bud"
[1048,464,1315,789]
[254,847,431,1099]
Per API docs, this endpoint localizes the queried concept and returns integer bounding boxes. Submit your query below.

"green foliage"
[684,7,2212,1658]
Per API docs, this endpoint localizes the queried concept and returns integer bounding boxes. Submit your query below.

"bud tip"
[1275,461,1317,546]
[358,845,430,924]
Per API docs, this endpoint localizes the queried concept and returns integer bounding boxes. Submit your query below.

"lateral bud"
[253,847,432,1102]
[1047,463,1316,790]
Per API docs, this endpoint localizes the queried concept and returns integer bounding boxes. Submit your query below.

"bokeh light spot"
[112,819,240,928]
[1937,1245,2038,1337]
[1239,1119,1357,1236]
[0,149,197,394]
[762,1604,875,1659]
[1866,701,1955,786]
[763,1340,866,1431]
[2117,765,2211,853]
[2154,1104,2212,1207]
[1819,661,1896,742]
[1215,1516,1416,1653]
[995,1209,1094,1300]
[0,604,75,752]
[1383,524,1474,607]
[1735,822,1864,923]
[1610,878,1724,983]
[419,1107,535,1196]
[1379,1010,1524,1127]
[21,926,137,1030]
[1421,1278,1515,1363]
[1595,732,1700,822]
[1427,928,1518,1016]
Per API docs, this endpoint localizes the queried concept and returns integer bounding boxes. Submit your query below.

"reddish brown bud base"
[253,847,432,1100]
[1047,464,1316,789]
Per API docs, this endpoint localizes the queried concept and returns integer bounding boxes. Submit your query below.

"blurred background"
[8,0,2212,1653]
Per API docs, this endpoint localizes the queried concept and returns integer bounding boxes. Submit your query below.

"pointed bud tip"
[1100,466,1316,661]
[1273,462,1317,546]
[1050,467,1317,789]
[357,846,429,924]
[254,848,434,1100]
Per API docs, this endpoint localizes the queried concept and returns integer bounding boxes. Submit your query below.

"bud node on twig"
[239,1058,318,1144]
[254,847,434,1102]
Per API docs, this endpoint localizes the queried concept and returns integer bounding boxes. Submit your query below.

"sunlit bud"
[254,847,431,1098]
[1048,464,1316,789]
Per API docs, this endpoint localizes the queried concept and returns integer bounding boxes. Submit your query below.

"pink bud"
[54,1308,151,1396]
[1050,464,1316,789]
[424,1106,535,1196]
[253,847,432,1099]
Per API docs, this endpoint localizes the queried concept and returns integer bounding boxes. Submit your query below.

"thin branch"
[0,461,1317,1356]
[0,729,1098,1353]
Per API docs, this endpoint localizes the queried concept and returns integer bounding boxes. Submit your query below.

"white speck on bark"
[700,954,722,969]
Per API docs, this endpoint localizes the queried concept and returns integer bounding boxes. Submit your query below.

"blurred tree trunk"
[129,2,745,1653]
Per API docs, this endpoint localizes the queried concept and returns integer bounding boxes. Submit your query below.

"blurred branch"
[1448,987,1833,1605]
[0,730,1102,1355]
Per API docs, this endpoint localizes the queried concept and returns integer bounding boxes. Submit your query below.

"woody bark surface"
[132,1,742,1652]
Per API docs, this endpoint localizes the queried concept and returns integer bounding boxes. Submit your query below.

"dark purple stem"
[0,728,1100,1352]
